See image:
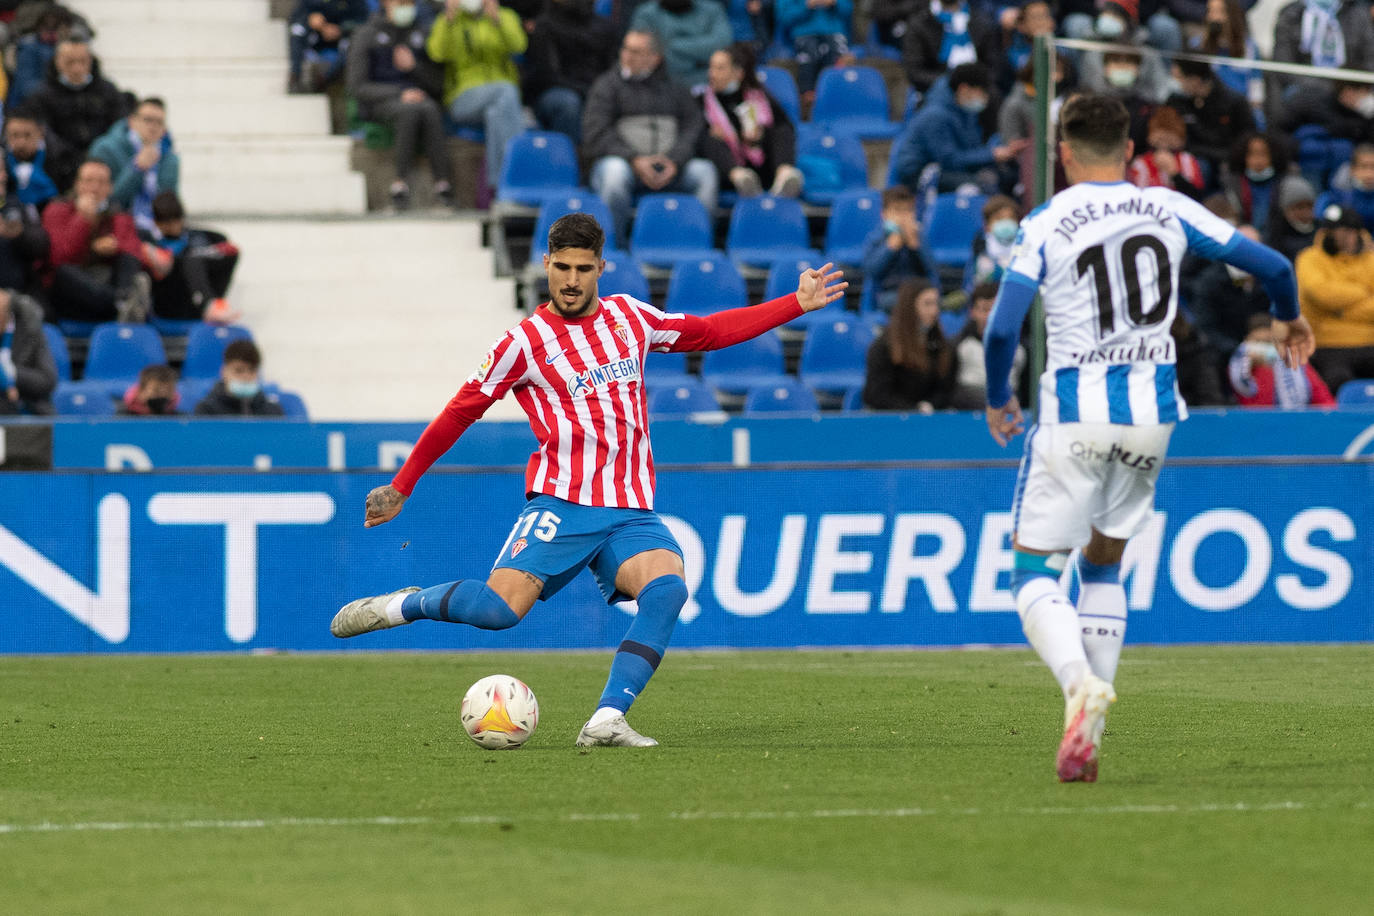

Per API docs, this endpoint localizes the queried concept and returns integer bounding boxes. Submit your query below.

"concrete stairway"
[80,0,365,216]
[208,217,523,422]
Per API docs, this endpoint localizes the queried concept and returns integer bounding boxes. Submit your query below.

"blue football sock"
[595,574,688,714]
[401,580,519,630]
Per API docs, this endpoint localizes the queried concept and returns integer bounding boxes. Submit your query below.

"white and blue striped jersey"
[999,181,1239,425]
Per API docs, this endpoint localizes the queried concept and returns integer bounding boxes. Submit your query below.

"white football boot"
[575,715,659,747]
[330,587,419,638]
[1056,674,1117,782]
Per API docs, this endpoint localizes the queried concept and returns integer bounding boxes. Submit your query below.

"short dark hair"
[723,42,761,92]
[948,63,990,93]
[152,191,184,222]
[4,103,44,128]
[548,212,605,256]
[138,364,177,386]
[1227,130,1290,177]
[982,194,1020,222]
[972,281,1000,303]
[1174,59,1213,82]
[77,157,111,178]
[881,185,915,209]
[223,339,261,369]
[1059,92,1130,163]
[1353,143,1374,164]
[138,96,166,112]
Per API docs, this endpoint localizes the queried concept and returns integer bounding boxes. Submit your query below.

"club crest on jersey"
[613,321,630,345]
[566,356,641,398]
[510,537,528,558]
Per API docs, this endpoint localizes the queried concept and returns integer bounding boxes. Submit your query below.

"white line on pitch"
[1,800,1366,836]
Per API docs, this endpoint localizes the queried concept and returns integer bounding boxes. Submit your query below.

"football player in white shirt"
[983,93,1315,782]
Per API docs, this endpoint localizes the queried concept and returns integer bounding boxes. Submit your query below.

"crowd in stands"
[0,1,301,418]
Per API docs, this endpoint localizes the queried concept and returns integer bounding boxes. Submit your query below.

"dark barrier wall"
[3,462,1369,654]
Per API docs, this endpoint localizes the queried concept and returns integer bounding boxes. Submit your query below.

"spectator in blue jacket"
[289,0,371,93]
[891,63,1027,193]
[863,185,937,312]
[1317,144,1374,232]
[88,98,180,234]
[628,0,733,89]
[774,0,852,95]
[4,106,80,207]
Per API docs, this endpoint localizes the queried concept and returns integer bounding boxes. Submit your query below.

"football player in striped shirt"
[332,213,847,747]
[983,93,1315,782]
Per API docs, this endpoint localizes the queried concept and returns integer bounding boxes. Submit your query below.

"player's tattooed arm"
[364,485,406,528]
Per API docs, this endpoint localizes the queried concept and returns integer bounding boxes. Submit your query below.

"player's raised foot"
[330,587,419,638]
[1057,674,1116,783]
[575,714,659,748]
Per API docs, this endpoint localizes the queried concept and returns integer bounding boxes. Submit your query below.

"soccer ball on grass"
[460,674,539,749]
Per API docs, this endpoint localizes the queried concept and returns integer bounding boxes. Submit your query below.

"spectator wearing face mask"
[1296,203,1374,392]
[901,0,1000,95]
[1166,59,1255,184]
[1317,144,1374,232]
[1228,312,1334,407]
[1128,105,1204,199]
[1272,0,1374,98]
[695,43,802,198]
[29,39,129,155]
[1064,0,1182,58]
[1222,131,1289,233]
[1278,80,1374,147]
[775,0,853,96]
[522,0,617,143]
[118,363,180,416]
[628,0,732,90]
[1078,2,1171,104]
[195,339,286,417]
[1189,224,1274,358]
[1267,175,1318,262]
[966,194,1021,291]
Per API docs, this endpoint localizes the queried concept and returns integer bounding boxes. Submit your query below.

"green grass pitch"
[3,645,1371,915]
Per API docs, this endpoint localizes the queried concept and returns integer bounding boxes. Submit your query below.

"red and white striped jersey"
[390,292,802,509]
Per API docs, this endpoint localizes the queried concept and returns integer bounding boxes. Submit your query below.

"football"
[460,674,539,749]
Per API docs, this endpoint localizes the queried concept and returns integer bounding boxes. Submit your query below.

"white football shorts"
[1012,421,1174,551]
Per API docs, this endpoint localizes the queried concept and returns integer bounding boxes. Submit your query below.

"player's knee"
[1009,549,1069,598]
[640,574,689,616]
[470,584,521,630]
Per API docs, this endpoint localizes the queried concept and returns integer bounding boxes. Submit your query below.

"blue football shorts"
[491,494,682,604]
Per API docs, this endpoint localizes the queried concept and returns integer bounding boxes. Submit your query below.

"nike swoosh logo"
[545,351,565,365]
[623,688,637,698]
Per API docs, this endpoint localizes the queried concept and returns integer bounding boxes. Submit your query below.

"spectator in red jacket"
[42,158,150,323]
[1228,312,1335,407]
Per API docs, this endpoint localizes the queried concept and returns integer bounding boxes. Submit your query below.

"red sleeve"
[390,381,497,496]
[43,202,93,266]
[661,293,803,352]
[1306,366,1336,405]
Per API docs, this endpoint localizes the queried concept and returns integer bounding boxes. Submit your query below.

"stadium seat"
[824,189,882,267]
[743,378,821,415]
[599,252,651,302]
[841,385,866,411]
[496,131,581,207]
[53,382,115,416]
[764,256,835,330]
[725,195,817,268]
[810,66,900,140]
[1336,379,1374,407]
[939,308,968,339]
[267,389,309,419]
[700,330,788,393]
[529,193,620,262]
[182,323,252,380]
[644,350,694,389]
[83,323,167,396]
[42,323,71,381]
[756,65,801,126]
[798,316,878,393]
[796,128,870,205]
[647,378,722,417]
[665,253,747,316]
[57,320,99,339]
[148,316,201,337]
[177,377,216,412]
[924,192,987,268]
[629,194,717,267]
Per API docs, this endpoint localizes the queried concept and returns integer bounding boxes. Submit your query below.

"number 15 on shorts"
[501,509,561,559]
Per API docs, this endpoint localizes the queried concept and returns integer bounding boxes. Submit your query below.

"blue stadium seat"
[726,195,817,268]
[83,323,167,396]
[182,323,253,380]
[798,316,877,393]
[53,382,115,416]
[1336,379,1374,407]
[743,378,821,415]
[496,131,581,207]
[924,192,987,268]
[629,194,717,267]
[599,252,651,302]
[824,189,882,267]
[841,384,866,411]
[796,128,869,205]
[764,256,835,330]
[42,323,70,381]
[644,350,694,389]
[648,378,722,417]
[148,316,200,337]
[939,307,968,339]
[810,66,900,140]
[57,320,99,338]
[529,193,620,262]
[665,253,747,316]
[700,330,788,393]
[267,388,309,419]
[177,377,215,412]
[757,65,801,126]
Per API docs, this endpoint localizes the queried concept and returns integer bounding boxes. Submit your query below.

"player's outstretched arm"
[364,484,406,527]
[796,262,848,312]
[1271,314,1316,369]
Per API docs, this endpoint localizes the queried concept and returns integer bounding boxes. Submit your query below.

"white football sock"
[1016,576,1091,698]
[588,706,623,727]
[1078,581,1127,684]
[384,592,408,625]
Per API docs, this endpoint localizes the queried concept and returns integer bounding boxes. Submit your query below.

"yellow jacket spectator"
[426,0,527,195]
[1296,203,1374,392]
